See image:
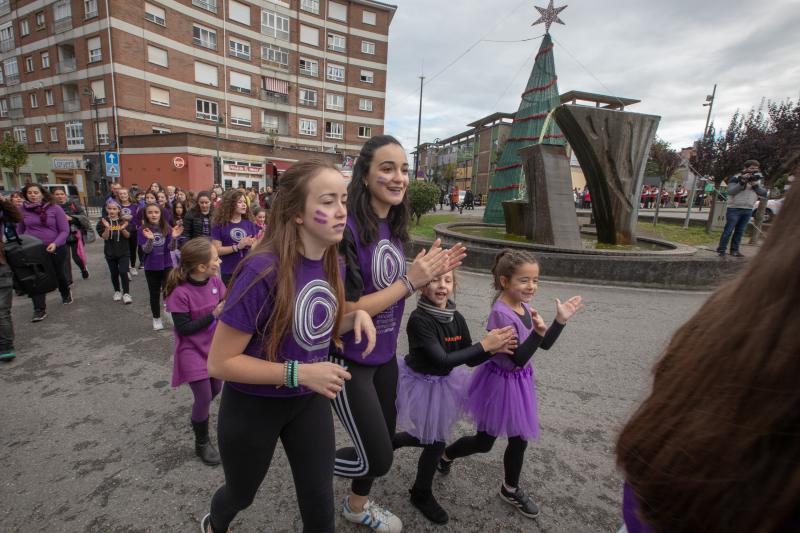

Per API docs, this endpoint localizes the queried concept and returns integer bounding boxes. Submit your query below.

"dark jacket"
[183,210,213,240]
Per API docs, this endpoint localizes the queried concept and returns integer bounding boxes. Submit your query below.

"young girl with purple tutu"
[393,270,516,524]
[438,249,583,519]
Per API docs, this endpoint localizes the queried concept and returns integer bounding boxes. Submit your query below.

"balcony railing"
[6,73,19,85]
[54,16,73,33]
[0,0,10,16]
[9,108,23,119]
[259,89,288,104]
[192,0,217,12]
[56,58,77,74]
[0,37,14,53]
[63,99,81,112]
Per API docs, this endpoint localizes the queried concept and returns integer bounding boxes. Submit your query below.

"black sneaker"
[499,486,539,518]
[731,251,745,257]
[436,457,452,475]
[31,310,47,322]
[199,513,212,533]
[81,269,90,279]
[62,292,73,304]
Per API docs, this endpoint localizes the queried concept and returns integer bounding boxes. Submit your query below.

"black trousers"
[392,432,445,492]
[105,255,130,294]
[127,229,139,268]
[31,245,71,311]
[209,384,335,533]
[330,355,398,496]
[144,268,171,318]
[444,431,528,488]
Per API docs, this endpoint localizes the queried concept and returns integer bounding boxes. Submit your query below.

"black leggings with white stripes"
[330,355,398,496]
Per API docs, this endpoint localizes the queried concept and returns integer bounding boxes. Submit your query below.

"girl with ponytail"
[163,238,226,467]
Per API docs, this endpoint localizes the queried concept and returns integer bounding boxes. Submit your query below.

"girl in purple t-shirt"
[210,190,258,286]
[331,135,466,532]
[116,188,139,277]
[163,238,226,467]
[200,161,376,533]
[138,204,182,331]
[438,249,583,520]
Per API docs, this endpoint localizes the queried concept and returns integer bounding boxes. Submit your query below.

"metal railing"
[63,99,81,112]
[0,37,14,52]
[192,0,216,12]
[54,16,73,33]
[259,89,288,104]
[9,108,23,119]
[56,58,77,73]
[0,0,10,16]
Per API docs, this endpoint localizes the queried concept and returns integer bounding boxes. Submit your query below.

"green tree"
[0,135,28,186]
[647,137,682,225]
[440,163,457,189]
[407,180,439,225]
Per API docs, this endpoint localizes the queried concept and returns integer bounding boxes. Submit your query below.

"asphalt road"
[0,240,711,532]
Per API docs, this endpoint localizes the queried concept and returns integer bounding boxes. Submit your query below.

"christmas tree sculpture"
[483,2,567,224]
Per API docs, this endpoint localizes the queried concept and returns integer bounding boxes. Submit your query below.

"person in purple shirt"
[116,188,139,277]
[211,190,258,286]
[138,203,182,330]
[330,135,466,533]
[17,184,72,322]
[200,161,375,533]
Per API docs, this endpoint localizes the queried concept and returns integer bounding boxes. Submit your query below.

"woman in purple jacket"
[18,184,72,322]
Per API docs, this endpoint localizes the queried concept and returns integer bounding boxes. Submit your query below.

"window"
[359,97,373,111]
[9,94,22,110]
[0,100,6,117]
[144,3,166,26]
[299,118,317,136]
[34,127,43,143]
[150,86,169,106]
[325,121,343,139]
[20,19,29,36]
[54,1,72,22]
[229,71,251,94]
[36,12,46,27]
[229,0,250,25]
[90,79,105,103]
[84,0,98,18]
[360,69,373,83]
[147,45,168,67]
[327,33,345,53]
[30,93,38,108]
[299,88,316,106]
[25,56,34,72]
[49,126,58,142]
[87,37,102,62]
[261,10,289,40]
[193,25,217,49]
[361,41,375,55]
[328,2,347,21]
[262,113,279,133]
[229,37,250,60]
[96,122,109,144]
[326,63,344,82]
[262,44,289,67]
[299,25,319,46]
[41,51,50,68]
[358,126,372,138]
[301,0,319,14]
[194,61,218,86]
[13,127,26,143]
[192,0,217,13]
[65,120,84,149]
[3,58,19,85]
[326,93,344,111]
[362,10,376,25]
[299,57,318,77]
[45,89,54,105]
[152,127,171,134]
[230,105,251,127]
[196,98,218,121]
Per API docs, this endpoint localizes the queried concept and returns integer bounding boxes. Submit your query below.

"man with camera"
[717,159,768,257]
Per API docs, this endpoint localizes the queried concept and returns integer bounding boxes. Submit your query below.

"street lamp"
[82,86,103,192]
[215,113,224,185]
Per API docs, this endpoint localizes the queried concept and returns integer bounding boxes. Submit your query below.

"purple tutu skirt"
[466,361,540,440]
[395,356,471,444]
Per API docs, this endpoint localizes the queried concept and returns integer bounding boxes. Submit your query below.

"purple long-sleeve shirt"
[18,203,70,247]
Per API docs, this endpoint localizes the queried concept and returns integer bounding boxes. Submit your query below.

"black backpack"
[3,223,57,295]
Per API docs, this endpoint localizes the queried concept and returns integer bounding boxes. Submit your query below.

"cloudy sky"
[382,0,800,153]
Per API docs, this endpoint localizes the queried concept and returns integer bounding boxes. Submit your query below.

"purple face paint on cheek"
[375,175,391,185]
[313,209,328,225]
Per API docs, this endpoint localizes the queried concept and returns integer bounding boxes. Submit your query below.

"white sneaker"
[342,497,403,532]
[130,267,138,277]
[152,318,164,331]
[113,291,122,301]
[122,293,132,304]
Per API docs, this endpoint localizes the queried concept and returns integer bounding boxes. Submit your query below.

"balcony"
[0,37,14,53]
[9,108,23,119]
[259,89,288,105]
[57,58,77,74]
[6,73,19,85]
[54,16,73,34]
[0,0,10,16]
[63,99,81,112]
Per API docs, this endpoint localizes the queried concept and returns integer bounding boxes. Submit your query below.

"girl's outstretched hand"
[142,228,154,240]
[554,296,584,324]
[298,362,352,399]
[406,239,448,288]
[171,224,184,238]
[480,326,516,354]
[530,309,547,336]
[351,309,377,358]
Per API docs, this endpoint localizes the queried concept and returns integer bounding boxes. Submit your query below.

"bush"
[408,180,439,225]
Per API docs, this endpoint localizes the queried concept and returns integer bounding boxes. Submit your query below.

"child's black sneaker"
[499,485,539,518]
[436,457,452,475]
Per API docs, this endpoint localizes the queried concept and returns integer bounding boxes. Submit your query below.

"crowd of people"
[0,135,797,532]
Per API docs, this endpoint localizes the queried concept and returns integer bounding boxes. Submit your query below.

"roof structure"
[559,90,640,110]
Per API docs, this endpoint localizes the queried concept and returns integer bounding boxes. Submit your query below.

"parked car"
[752,197,783,223]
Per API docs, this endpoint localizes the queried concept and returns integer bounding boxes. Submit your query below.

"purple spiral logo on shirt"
[152,232,165,247]
[371,239,405,289]
[293,279,337,351]
[230,227,247,242]
[121,207,132,217]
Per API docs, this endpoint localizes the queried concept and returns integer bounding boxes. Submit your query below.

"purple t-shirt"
[165,276,227,387]
[486,299,535,371]
[119,203,139,229]
[138,225,173,271]
[220,252,342,397]
[211,219,258,275]
[340,216,406,365]
[622,483,653,533]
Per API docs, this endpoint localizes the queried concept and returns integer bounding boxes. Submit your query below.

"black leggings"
[105,255,130,294]
[444,431,528,488]
[66,240,86,274]
[330,355,398,496]
[144,268,171,318]
[208,384,335,533]
[127,230,138,268]
[31,245,71,311]
[393,432,445,492]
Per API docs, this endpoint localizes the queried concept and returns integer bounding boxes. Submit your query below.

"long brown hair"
[213,189,251,226]
[229,160,345,361]
[141,203,170,235]
[616,185,800,532]
[163,238,214,298]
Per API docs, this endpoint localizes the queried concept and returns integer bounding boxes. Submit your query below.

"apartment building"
[0,0,395,203]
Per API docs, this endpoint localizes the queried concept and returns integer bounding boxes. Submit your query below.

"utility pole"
[413,75,424,181]
[702,84,719,233]
[215,114,223,185]
[702,84,716,139]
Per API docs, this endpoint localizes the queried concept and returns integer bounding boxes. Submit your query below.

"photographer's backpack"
[3,224,57,295]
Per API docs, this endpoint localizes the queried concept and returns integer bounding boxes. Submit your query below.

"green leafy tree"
[0,135,28,186]
[407,180,439,225]
[440,163,457,189]
[647,137,682,225]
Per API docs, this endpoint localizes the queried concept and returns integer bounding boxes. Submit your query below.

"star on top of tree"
[532,0,567,33]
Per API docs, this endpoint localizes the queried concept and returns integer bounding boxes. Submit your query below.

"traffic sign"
[104,151,120,178]
[173,156,186,169]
